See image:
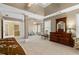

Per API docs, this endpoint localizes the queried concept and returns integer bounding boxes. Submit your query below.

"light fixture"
[28,3,32,7]
[33,22,37,25]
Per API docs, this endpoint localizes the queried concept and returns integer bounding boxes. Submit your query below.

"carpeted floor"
[17,35,79,55]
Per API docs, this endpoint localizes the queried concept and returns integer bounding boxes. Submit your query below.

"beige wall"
[45,3,78,15]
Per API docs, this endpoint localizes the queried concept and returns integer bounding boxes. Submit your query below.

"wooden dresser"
[50,32,74,47]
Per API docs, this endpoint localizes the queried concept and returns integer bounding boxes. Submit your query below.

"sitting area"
[41,34,49,40]
[40,30,50,40]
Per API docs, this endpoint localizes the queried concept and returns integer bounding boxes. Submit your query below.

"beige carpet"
[17,35,79,55]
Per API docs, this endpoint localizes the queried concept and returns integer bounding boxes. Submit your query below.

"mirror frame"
[56,17,67,32]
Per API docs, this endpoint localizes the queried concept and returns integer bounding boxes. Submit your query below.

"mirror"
[56,17,66,32]
[57,21,65,32]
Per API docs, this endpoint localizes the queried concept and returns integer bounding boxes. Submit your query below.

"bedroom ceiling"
[33,3,51,8]
[4,3,51,8]
[4,3,51,16]
[3,3,78,18]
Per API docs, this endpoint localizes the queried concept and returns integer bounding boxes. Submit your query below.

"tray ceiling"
[33,3,51,8]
